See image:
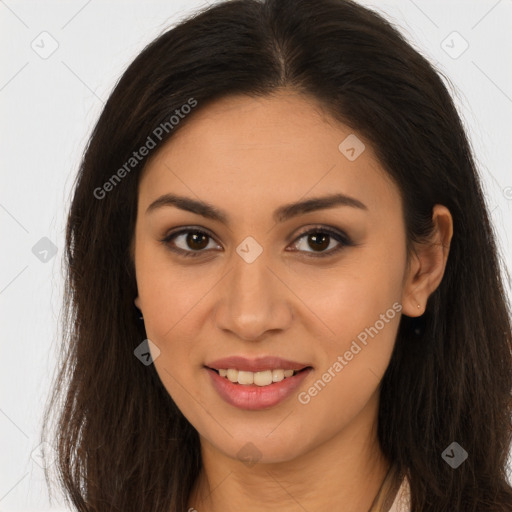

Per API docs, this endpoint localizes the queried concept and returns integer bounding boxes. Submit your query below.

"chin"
[209,432,310,466]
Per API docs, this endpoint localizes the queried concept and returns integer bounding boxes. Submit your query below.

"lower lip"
[205,367,312,410]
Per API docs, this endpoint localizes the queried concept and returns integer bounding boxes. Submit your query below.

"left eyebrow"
[145,192,368,227]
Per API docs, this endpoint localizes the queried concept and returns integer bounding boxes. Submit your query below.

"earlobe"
[134,296,141,309]
[401,249,424,317]
[401,204,453,317]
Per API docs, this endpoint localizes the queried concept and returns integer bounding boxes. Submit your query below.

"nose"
[214,249,293,342]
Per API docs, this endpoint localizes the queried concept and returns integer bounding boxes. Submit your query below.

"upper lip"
[205,356,312,373]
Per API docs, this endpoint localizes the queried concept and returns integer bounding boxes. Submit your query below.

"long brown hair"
[41,0,512,510]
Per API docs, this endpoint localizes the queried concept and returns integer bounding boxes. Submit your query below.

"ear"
[401,204,453,317]
[134,296,141,309]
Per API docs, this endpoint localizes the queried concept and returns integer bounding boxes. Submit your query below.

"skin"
[132,89,453,512]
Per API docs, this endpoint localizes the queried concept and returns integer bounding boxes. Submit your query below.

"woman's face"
[133,90,413,463]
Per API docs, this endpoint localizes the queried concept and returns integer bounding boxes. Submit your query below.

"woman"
[41,0,512,510]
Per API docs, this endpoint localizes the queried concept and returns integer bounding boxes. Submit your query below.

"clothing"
[368,464,411,512]
[388,477,411,512]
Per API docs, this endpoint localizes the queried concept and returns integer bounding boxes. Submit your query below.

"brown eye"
[305,232,331,252]
[161,228,220,258]
[289,226,352,257]
[185,232,209,251]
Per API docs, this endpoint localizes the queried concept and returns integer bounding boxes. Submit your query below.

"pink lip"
[205,356,311,372]
[205,366,313,410]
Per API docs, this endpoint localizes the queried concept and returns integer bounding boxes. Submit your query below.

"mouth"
[203,356,313,409]
[205,366,311,386]
[204,363,313,410]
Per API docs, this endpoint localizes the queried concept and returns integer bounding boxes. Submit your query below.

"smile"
[204,365,312,410]
[212,368,304,386]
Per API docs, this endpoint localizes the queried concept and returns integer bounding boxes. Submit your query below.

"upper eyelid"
[163,226,219,244]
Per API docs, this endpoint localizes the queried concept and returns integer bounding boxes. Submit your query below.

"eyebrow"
[145,192,368,225]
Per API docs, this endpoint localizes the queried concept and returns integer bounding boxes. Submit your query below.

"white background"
[1,0,511,510]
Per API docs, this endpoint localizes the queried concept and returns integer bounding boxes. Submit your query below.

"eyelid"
[287,225,353,257]
[162,225,218,242]
[160,224,353,258]
[160,225,221,258]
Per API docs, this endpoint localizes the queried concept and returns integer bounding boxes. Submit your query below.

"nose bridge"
[232,244,270,304]
[214,240,292,340]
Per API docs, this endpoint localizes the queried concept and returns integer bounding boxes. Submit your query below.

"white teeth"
[272,369,284,382]
[237,371,254,385]
[254,370,273,386]
[227,369,238,383]
[216,368,299,386]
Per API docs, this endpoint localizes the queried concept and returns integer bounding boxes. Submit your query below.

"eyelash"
[160,225,353,259]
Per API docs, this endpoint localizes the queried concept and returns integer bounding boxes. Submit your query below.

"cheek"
[299,239,405,413]
[137,257,211,427]
[297,292,402,438]
[309,243,405,347]
[135,240,215,341]
[134,244,206,385]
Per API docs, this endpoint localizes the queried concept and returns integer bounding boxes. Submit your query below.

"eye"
[160,227,220,258]
[288,226,353,257]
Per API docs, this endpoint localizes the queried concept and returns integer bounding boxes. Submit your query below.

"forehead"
[138,90,399,219]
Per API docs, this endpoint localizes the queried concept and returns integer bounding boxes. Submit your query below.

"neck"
[188,391,391,512]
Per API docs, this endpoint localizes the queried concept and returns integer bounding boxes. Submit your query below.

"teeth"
[254,370,272,386]
[216,368,300,386]
[238,371,254,385]
[227,369,238,383]
[272,369,284,382]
